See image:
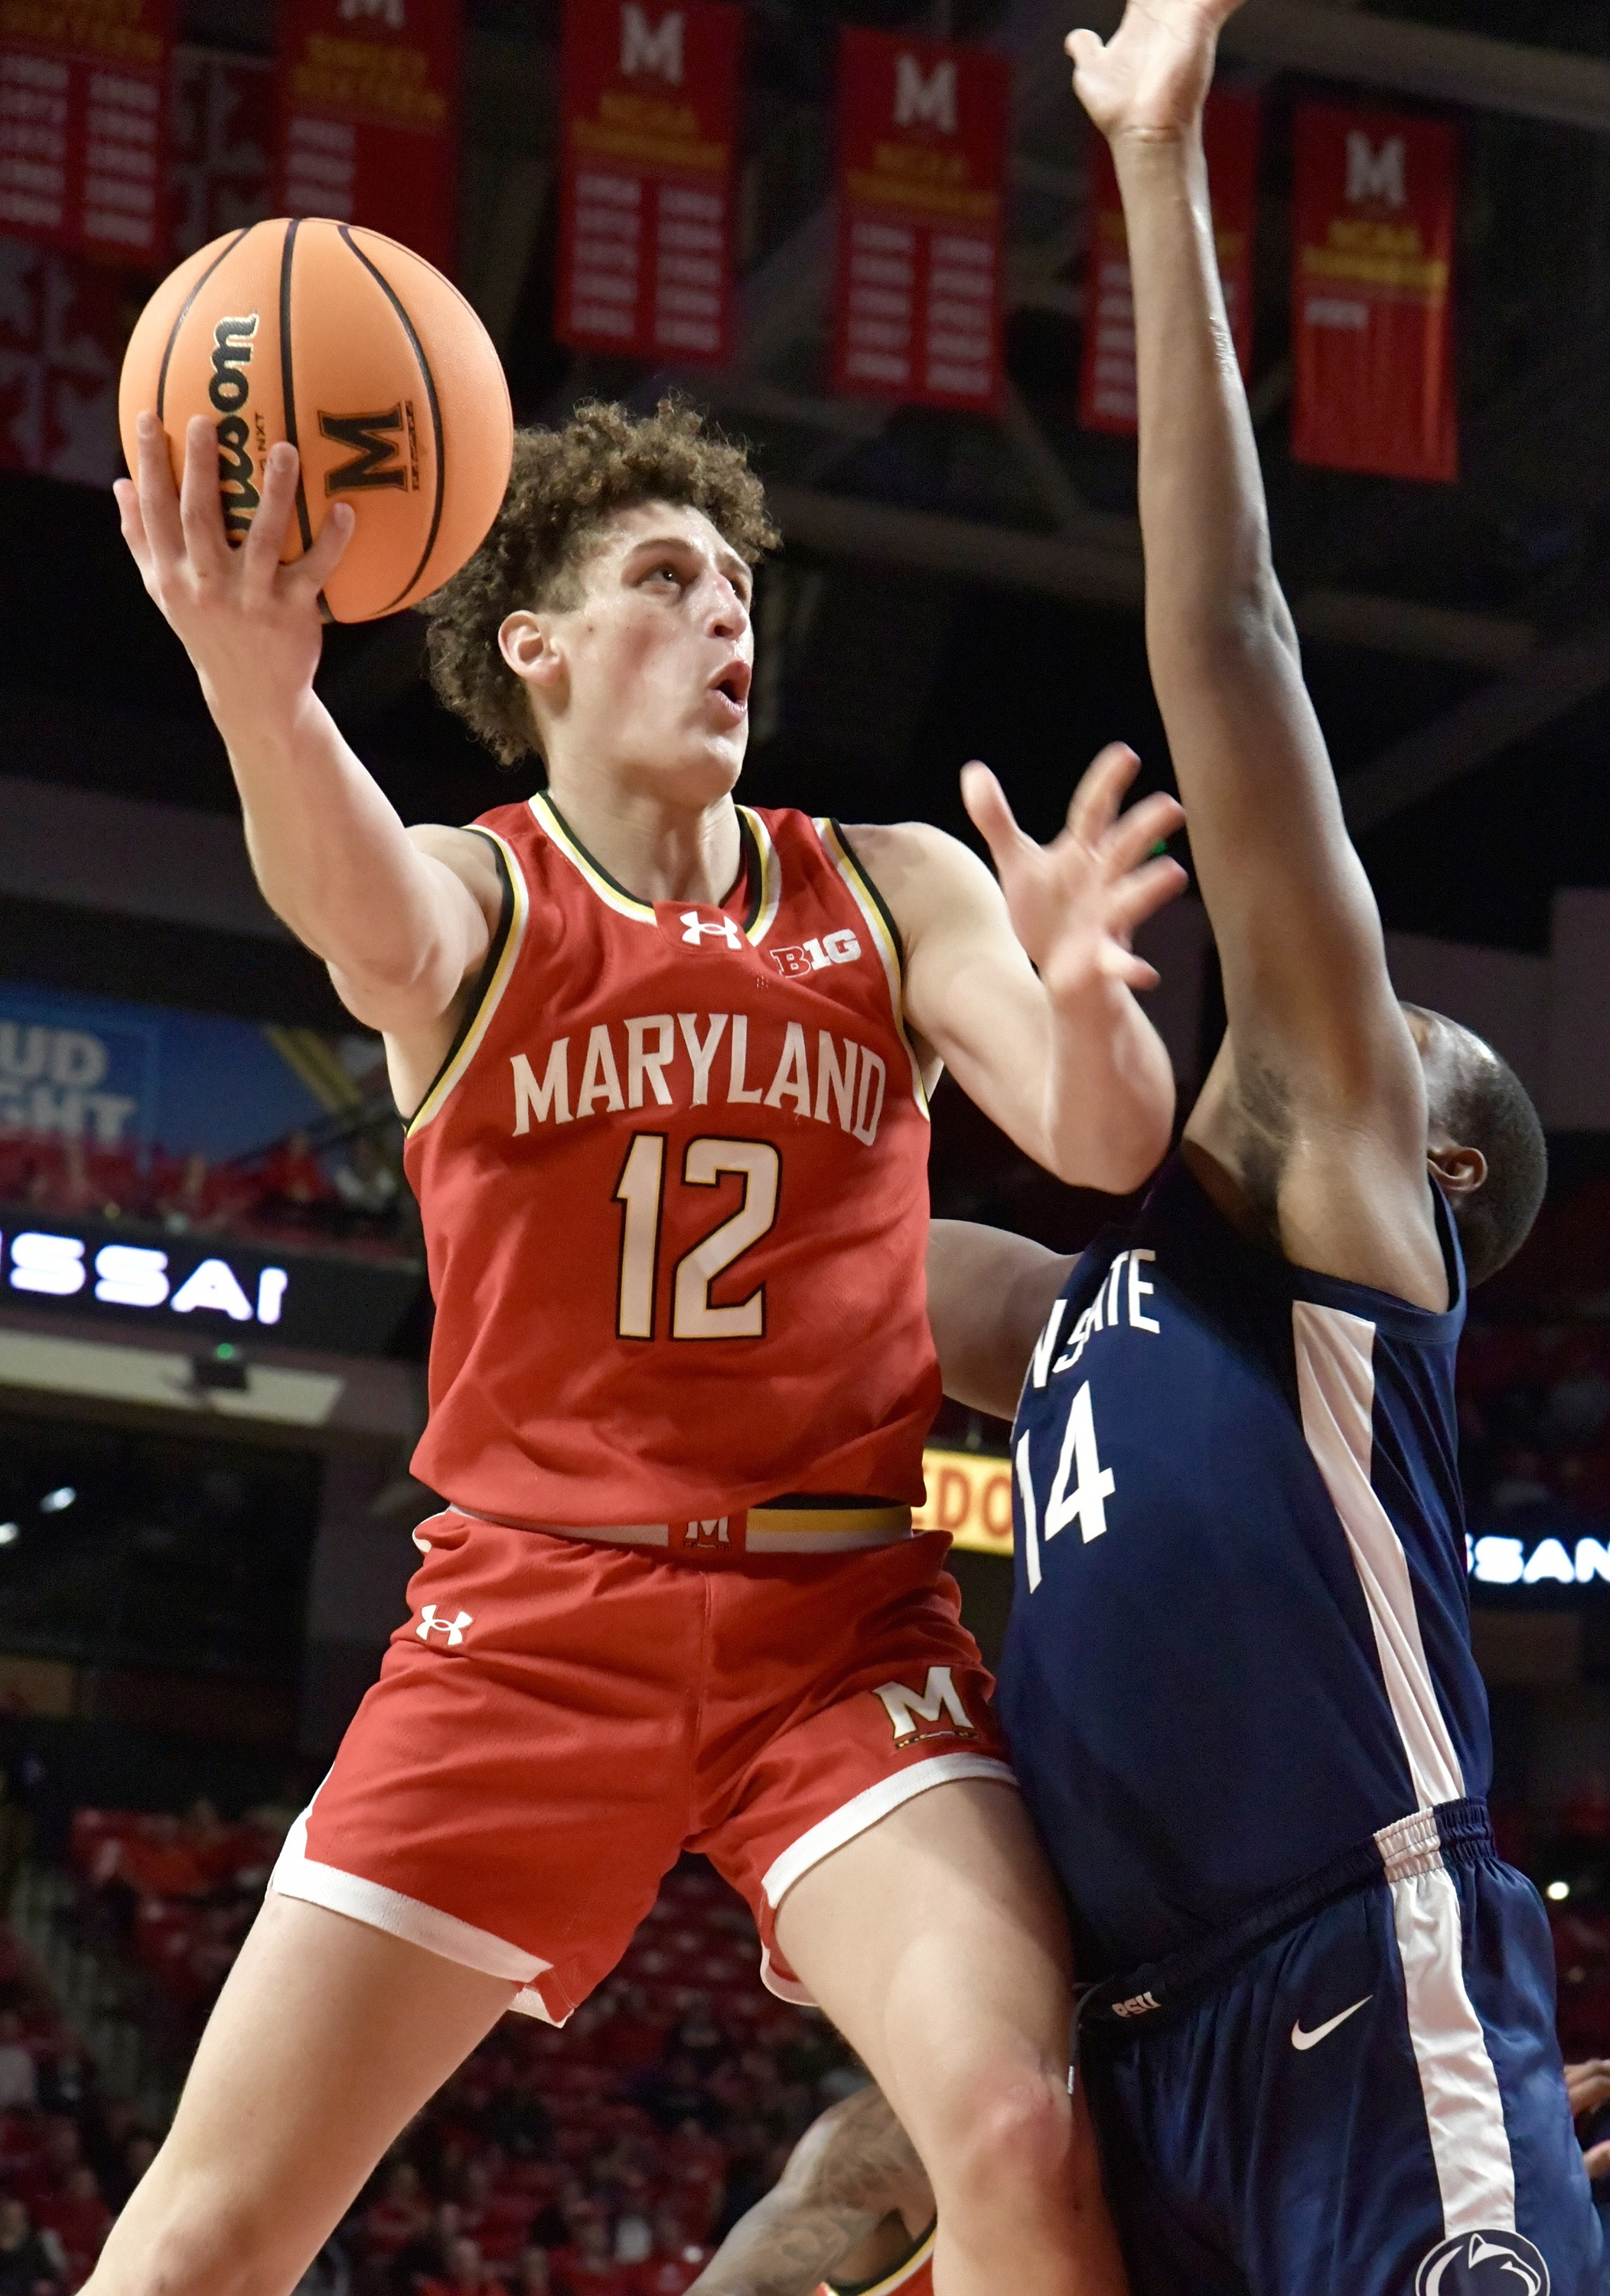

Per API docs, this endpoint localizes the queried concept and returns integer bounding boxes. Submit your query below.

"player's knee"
[92,2180,302,2296]
[936,2059,1074,2210]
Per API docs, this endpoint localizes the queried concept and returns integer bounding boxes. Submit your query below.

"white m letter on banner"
[875,1666,974,1742]
[1345,130,1406,207]
[621,5,684,83]
[894,53,957,133]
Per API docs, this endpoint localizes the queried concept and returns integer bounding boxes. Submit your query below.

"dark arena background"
[2,0,1610,2286]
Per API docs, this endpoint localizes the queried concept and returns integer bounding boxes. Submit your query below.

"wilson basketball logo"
[208,314,260,541]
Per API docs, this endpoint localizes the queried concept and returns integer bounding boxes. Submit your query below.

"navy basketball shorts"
[1081,1806,1605,2294]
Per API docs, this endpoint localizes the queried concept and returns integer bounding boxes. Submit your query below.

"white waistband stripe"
[1376,1806,1446,1886]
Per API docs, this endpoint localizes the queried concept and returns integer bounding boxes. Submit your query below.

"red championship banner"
[171,47,272,260]
[275,0,461,272]
[556,0,743,365]
[0,232,127,481]
[0,0,175,264]
[1291,104,1458,483]
[1079,87,1260,435]
[831,26,1009,414]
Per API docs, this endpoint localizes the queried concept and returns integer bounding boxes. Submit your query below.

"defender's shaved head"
[1405,1006,1547,1287]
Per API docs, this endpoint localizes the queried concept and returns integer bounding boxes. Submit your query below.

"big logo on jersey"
[1414,2232,1548,2296]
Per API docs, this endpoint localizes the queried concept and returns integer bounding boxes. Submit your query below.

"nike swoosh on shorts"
[1291,1996,1372,2052]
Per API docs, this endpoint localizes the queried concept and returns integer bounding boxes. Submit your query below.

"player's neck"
[543,765,743,908]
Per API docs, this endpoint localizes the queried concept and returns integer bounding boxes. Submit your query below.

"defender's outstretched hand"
[962,745,1186,1004]
[113,412,354,728]
[1066,0,1245,143]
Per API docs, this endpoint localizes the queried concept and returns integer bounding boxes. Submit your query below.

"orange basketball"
[119,217,513,624]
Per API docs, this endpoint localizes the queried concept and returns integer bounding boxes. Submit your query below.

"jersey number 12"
[614,1133,781,1342]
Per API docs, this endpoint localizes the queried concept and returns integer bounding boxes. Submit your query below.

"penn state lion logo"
[1415,2232,1549,2296]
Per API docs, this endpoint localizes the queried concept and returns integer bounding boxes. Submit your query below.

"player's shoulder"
[834,820,993,925]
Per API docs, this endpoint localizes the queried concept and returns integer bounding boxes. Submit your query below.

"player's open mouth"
[709,664,750,721]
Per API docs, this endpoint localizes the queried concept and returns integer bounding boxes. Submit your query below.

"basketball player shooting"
[919,3,1602,2288]
[100,372,1184,2286]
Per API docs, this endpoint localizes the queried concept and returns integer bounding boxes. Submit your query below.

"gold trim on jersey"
[824,2222,937,2296]
[530,793,781,944]
[740,805,781,944]
[813,819,930,1120]
[530,791,657,921]
[406,830,530,1137]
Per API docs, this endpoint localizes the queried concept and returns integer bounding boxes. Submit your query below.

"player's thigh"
[773,1776,1074,2148]
[90,1892,514,2296]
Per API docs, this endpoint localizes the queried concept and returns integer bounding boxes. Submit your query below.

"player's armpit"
[324,824,500,1108]
[927,1221,1074,1423]
[846,812,1177,1195]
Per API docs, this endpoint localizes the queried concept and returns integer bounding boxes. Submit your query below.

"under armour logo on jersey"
[1414,2232,1549,2296]
[683,1518,730,1545]
[416,1603,473,1645]
[680,911,743,950]
[874,1666,975,1743]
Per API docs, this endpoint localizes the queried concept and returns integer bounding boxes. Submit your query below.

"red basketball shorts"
[269,1512,1012,2023]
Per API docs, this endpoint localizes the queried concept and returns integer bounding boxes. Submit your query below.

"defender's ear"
[1427,1142,1487,1202]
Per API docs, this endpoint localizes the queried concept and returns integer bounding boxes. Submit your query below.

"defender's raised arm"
[1074,1,1446,1303]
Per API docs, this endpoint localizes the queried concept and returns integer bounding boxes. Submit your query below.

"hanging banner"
[556,0,743,365]
[0,0,175,263]
[0,232,127,482]
[171,47,272,260]
[1291,103,1457,484]
[275,0,461,272]
[831,27,1009,414]
[1079,88,1260,436]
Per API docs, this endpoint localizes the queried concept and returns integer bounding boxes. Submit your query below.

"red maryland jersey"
[404,793,938,1529]
[820,2225,935,2296]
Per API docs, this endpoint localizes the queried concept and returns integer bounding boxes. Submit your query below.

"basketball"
[118,217,513,623]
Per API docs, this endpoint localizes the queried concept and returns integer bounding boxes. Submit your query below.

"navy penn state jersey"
[996,1152,1486,1979]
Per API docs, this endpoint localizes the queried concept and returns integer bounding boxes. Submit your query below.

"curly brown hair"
[425,398,779,767]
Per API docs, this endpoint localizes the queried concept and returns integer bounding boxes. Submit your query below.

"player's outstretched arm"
[114,413,497,1070]
[1074,1,1445,1301]
[847,743,1185,1195]
[687,2086,932,2296]
[927,1221,1076,1422]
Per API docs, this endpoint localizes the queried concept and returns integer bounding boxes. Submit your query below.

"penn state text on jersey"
[404,794,938,1531]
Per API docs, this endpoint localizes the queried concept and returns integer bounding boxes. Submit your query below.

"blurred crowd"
[60,1818,862,2296]
[0,1127,415,1261]
[1460,1320,1610,1528]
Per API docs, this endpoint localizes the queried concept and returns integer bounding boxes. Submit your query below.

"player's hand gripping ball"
[118,217,513,622]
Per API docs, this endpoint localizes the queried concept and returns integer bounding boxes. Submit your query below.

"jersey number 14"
[614,1133,781,1342]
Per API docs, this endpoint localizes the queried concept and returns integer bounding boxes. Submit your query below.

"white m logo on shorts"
[417,1603,473,1646]
[621,5,683,84]
[875,1665,975,1743]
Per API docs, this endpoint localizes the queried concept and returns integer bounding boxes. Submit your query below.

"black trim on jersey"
[541,792,757,922]
[830,822,905,979]
[400,831,514,1129]
[826,2219,937,2296]
[733,807,762,931]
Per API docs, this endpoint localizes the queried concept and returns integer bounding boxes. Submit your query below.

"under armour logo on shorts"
[416,1603,473,1646]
